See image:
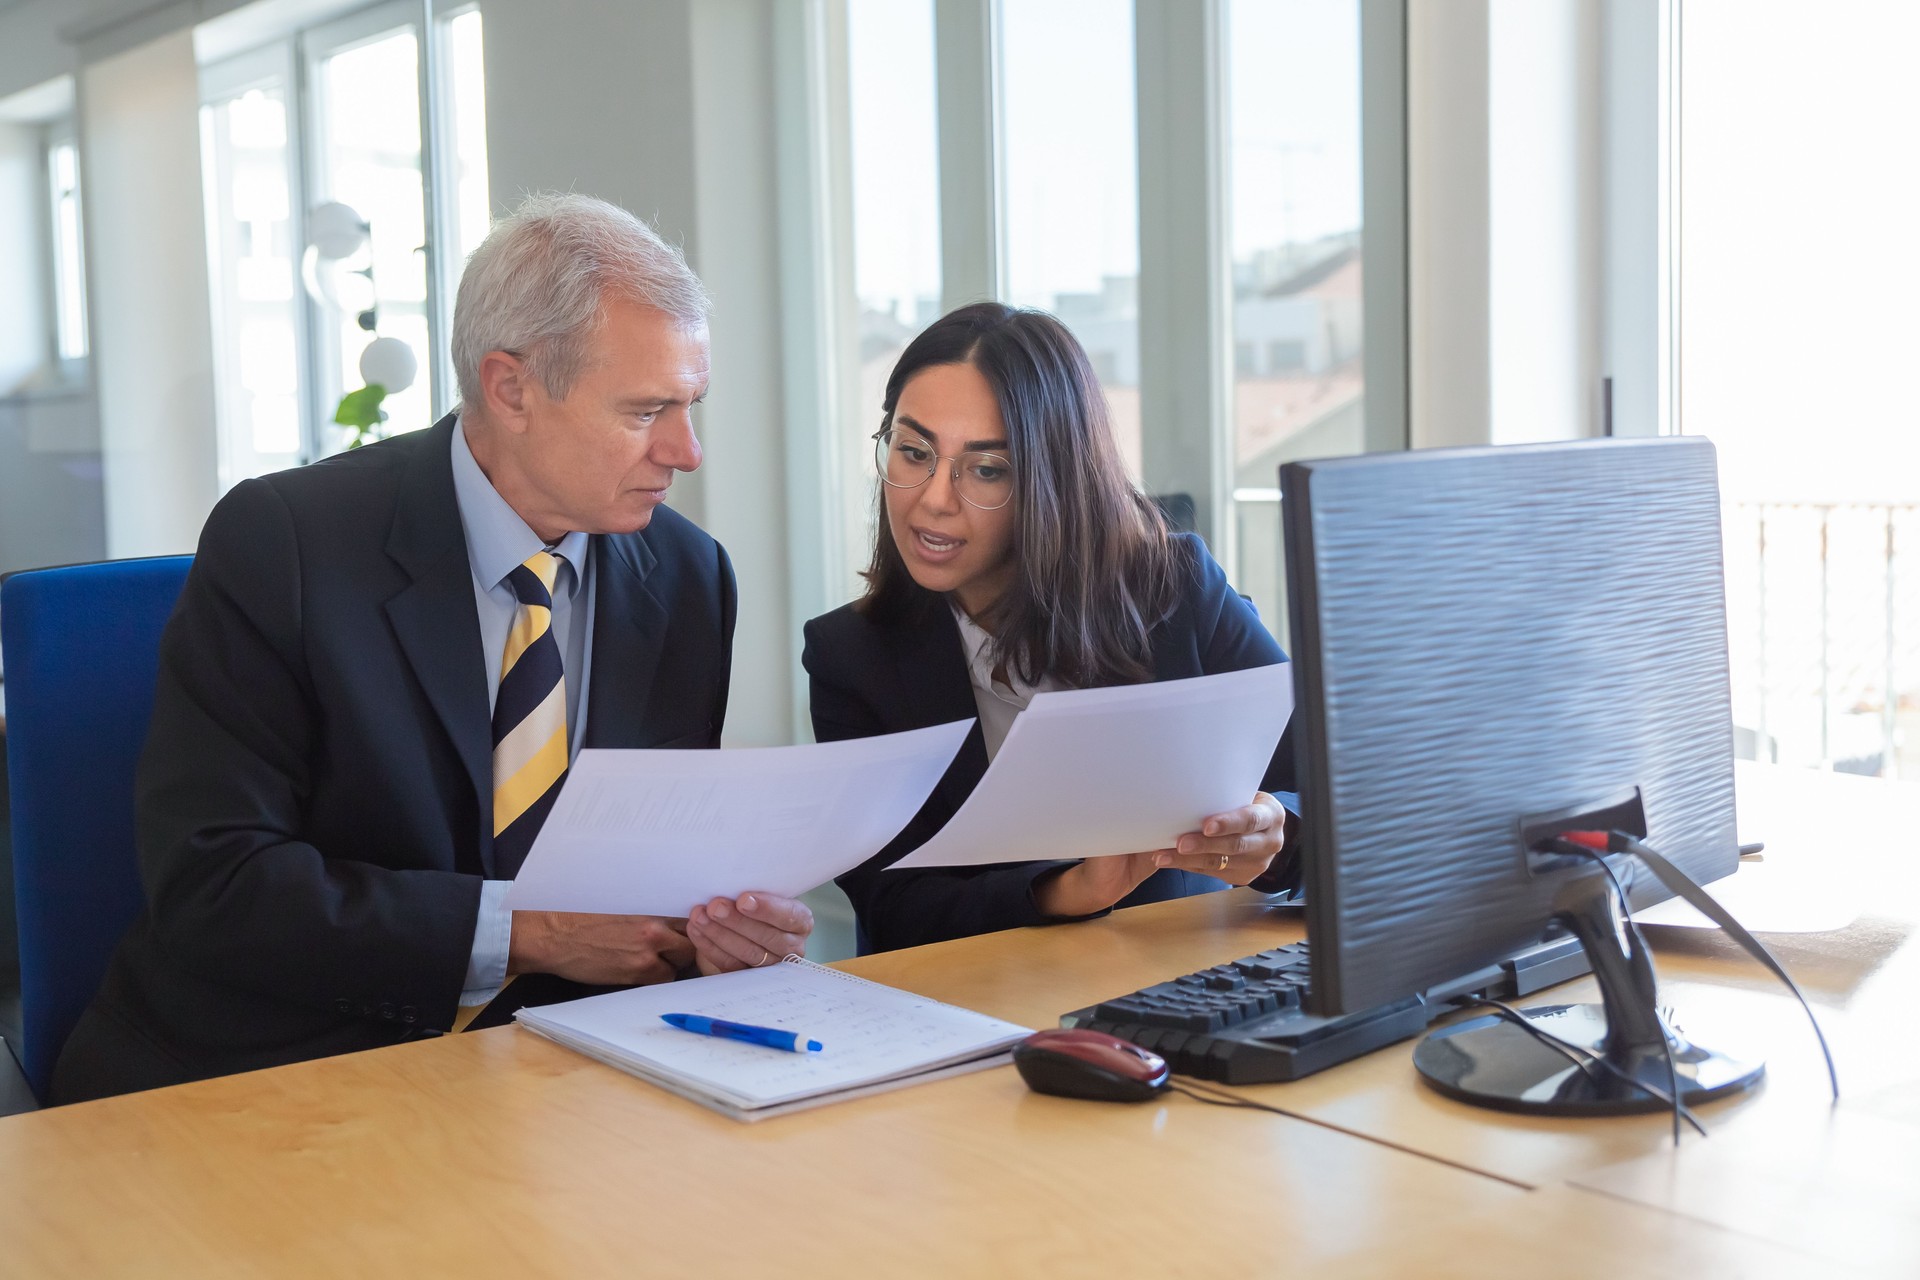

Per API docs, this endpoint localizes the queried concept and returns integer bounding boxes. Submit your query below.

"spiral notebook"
[515,957,1031,1121]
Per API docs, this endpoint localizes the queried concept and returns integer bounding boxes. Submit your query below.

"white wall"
[0,121,47,391]
[1407,0,1614,450]
[1406,0,1491,450]
[1487,0,1601,444]
[480,0,796,747]
[688,0,793,751]
[1601,0,1666,437]
[82,27,220,558]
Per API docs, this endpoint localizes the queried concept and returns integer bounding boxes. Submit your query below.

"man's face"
[512,298,709,537]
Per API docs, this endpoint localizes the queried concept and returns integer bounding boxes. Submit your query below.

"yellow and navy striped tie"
[492,550,569,876]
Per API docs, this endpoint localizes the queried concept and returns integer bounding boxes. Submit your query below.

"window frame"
[200,40,312,483]
[300,0,441,445]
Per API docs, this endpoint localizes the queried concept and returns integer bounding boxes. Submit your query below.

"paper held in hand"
[888,663,1293,869]
[504,720,972,917]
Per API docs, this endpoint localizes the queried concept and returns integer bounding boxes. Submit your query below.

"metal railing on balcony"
[1725,503,1918,779]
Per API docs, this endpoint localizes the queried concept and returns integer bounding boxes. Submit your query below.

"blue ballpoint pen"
[661,1013,824,1053]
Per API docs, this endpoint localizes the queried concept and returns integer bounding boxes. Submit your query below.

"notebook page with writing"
[516,959,1030,1121]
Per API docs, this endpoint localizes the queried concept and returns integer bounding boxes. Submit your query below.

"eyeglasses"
[872,427,1015,511]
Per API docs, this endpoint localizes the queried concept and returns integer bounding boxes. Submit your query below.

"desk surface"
[0,963,1520,1278]
[2,764,1916,1276]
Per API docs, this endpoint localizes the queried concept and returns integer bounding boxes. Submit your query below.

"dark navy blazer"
[803,533,1300,953]
[53,415,736,1101]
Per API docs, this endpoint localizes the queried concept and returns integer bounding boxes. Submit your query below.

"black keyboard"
[1061,936,1590,1086]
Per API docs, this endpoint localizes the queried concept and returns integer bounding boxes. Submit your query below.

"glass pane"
[201,84,305,486]
[1227,0,1366,627]
[1681,3,1920,778]
[444,9,492,268]
[1000,0,1140,477]
[846,0,941,599]
[313,26,430,446]
[50,140,88,360]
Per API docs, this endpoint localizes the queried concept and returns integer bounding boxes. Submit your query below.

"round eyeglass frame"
[871,427,1015,511]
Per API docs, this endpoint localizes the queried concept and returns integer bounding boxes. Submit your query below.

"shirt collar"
[450,415,590,597]
[951,602,1024,706]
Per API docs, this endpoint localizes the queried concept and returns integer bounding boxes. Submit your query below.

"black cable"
[1612,831,1841,1104]
[1551,839,1692,1146]
[1165,1077,1315,1121]
[1447,997,1709,1139]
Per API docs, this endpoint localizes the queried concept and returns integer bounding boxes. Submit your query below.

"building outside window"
[1000,0,1142,478]
[1226,0,1366,623]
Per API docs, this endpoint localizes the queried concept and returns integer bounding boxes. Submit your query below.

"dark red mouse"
[1012,1028,1170,1103]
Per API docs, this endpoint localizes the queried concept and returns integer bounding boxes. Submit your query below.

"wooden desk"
[1,763,1912,1276]
[0,973,1521,1277]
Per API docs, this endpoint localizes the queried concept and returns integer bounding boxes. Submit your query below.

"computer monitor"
[1280,435,1763,1115]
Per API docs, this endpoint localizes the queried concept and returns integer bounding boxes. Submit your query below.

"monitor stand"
[1412,872,1764,1115]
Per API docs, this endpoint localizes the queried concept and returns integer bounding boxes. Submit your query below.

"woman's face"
[883,361,1020,618]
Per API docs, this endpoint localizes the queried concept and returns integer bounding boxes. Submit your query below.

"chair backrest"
[2,556,192,1101]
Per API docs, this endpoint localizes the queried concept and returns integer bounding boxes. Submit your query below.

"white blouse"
[951,604,1065,760]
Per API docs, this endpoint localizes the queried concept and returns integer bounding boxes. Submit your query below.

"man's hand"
[507,911,695,986]
[686,892,815,976]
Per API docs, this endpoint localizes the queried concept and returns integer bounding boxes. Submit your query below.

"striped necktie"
[492,550,569,877]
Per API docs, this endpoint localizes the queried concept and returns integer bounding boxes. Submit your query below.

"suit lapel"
[381,415,496,871]
[583,530,671,747]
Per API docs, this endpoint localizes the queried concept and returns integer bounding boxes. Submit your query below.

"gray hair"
[452,192,710,407]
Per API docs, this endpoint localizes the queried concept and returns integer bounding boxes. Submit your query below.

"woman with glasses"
[802,302,1298,953]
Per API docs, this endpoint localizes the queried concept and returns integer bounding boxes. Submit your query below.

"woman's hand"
[1032,793,1289,918]
[1033,849,1167,919]
[1152,792,1288,886]
[686,892,815,976]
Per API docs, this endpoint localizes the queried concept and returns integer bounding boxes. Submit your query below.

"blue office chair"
[2,556,192,1103]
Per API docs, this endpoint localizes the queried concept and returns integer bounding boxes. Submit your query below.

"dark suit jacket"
[52,416,735,1101]
[803,533,1300,953]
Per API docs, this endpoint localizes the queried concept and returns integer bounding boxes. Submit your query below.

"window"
[1227,0,1367,622]
[435,5,492,403]
[1000,0,1141,477]
[306,6,433,444]
[795,0,1402,643]
[199,2,489,485]
[47,131,88,363]
[1679,2,1920,778]
[844,0,942,596]
[201,51,304,487]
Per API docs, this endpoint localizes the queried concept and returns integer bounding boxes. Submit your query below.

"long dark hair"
[859,302,1181,687]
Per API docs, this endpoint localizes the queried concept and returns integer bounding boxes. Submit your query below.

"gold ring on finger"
[1217,854,1229,870]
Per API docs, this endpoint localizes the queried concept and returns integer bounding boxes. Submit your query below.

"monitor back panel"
[1282,436,1738,1015]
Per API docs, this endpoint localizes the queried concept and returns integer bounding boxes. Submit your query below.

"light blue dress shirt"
[450,417,598,1004]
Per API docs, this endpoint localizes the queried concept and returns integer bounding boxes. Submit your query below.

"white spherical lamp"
[309,201,369,260]
[358,336,417,394]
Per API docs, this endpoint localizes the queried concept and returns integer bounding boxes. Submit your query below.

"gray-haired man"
[54,195,810,1102]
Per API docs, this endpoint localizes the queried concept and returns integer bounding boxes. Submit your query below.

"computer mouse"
[1013,1028,1170,1103]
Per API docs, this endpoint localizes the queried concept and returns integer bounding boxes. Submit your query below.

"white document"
[891,662,1293,869]
[515,957,1030,1121]
[505,721,971,916]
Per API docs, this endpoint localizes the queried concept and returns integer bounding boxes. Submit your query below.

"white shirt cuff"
[461,879,514,1006]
